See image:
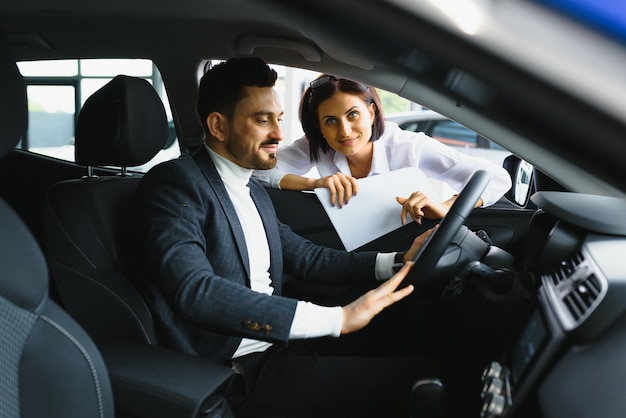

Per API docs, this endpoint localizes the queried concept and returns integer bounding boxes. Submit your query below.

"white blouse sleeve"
[416,138,512,207]
[388,127,511,207]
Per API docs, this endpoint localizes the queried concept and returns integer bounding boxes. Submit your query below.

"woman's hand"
[341,262,414,335]
[396,191,451,225]
[314,172,359,207]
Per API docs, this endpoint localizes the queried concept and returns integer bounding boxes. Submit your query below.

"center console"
[479,295,564,417]
[479,243,609,417]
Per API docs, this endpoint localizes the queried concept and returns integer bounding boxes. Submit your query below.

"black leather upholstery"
[0,33,115,418]
[75,75,168,167]
[40,74,235,418]
[42,75,167,344]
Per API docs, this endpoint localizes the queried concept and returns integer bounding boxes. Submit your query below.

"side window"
[16,59,180,173]
[430,120,479,147]
[206,62,512,170]
[27,84,76,153]
[429,119,509,166]
[399,121,422,132]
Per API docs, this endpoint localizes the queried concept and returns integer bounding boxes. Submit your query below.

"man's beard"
[225,136,278,170]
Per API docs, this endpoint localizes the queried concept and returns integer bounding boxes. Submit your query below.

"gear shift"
[410,378,446,418]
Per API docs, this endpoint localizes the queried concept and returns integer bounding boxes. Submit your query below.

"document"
[314,167,445,251]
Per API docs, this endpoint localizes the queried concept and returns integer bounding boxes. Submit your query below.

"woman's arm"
[388,127,511,208]
[277,173,318,190]
[279,172,359,208]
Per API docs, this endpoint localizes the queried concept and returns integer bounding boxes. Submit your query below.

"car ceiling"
[2,0,626,198]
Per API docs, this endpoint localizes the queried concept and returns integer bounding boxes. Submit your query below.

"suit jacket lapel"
[249,183,283,290]
[193,148,251,279]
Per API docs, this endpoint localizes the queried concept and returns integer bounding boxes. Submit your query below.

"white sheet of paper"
[314,167,443,251]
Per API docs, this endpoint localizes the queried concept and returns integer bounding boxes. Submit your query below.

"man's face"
[221,86,284,170]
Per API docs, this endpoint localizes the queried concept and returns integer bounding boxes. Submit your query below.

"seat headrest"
[75,75,169,168]
[0,33,28,159]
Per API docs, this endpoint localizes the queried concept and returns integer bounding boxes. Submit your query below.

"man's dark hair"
[196,57,278,137]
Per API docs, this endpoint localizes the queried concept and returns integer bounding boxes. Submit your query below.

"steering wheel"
[403,170,492,292]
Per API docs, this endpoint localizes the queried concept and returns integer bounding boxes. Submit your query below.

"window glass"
[387,110,511,167]
[20,59,509,175]
[430,120,479,146]
[79,59,153,77]
[16,59,180,173]
[26,85,75,160]
[229,62,512,176]
[80,78,115,105]
[17,59,78,76]
[206,60,417,147]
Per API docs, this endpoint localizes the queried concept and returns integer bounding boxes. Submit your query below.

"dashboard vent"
[563,274,602,322]
[549,250,584,286]
[543,248,608,331]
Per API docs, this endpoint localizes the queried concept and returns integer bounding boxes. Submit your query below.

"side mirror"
[503,155,533,206]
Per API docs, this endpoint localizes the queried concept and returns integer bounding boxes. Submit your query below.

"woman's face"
[316,91,376,159]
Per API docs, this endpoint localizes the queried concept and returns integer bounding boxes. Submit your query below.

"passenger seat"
[41,74,235,417]
[42,74,167,344]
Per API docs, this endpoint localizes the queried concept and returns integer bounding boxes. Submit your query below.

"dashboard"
[479,191,626,418]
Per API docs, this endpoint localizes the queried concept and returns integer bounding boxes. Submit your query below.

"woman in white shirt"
[253,74,512,225]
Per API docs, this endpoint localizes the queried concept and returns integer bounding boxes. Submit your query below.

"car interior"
[0,37,236,418]
[41,74,167,345]
[0,33,116,418]
[2,0,626,417]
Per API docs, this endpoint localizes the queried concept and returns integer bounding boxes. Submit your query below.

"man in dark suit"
[134,57,445,418]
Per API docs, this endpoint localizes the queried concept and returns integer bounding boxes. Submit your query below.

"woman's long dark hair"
[299,74,385,162]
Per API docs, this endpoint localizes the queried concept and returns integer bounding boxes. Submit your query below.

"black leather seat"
[0,33,115,418]
[40,75,235,417]
[42,74,166,345]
